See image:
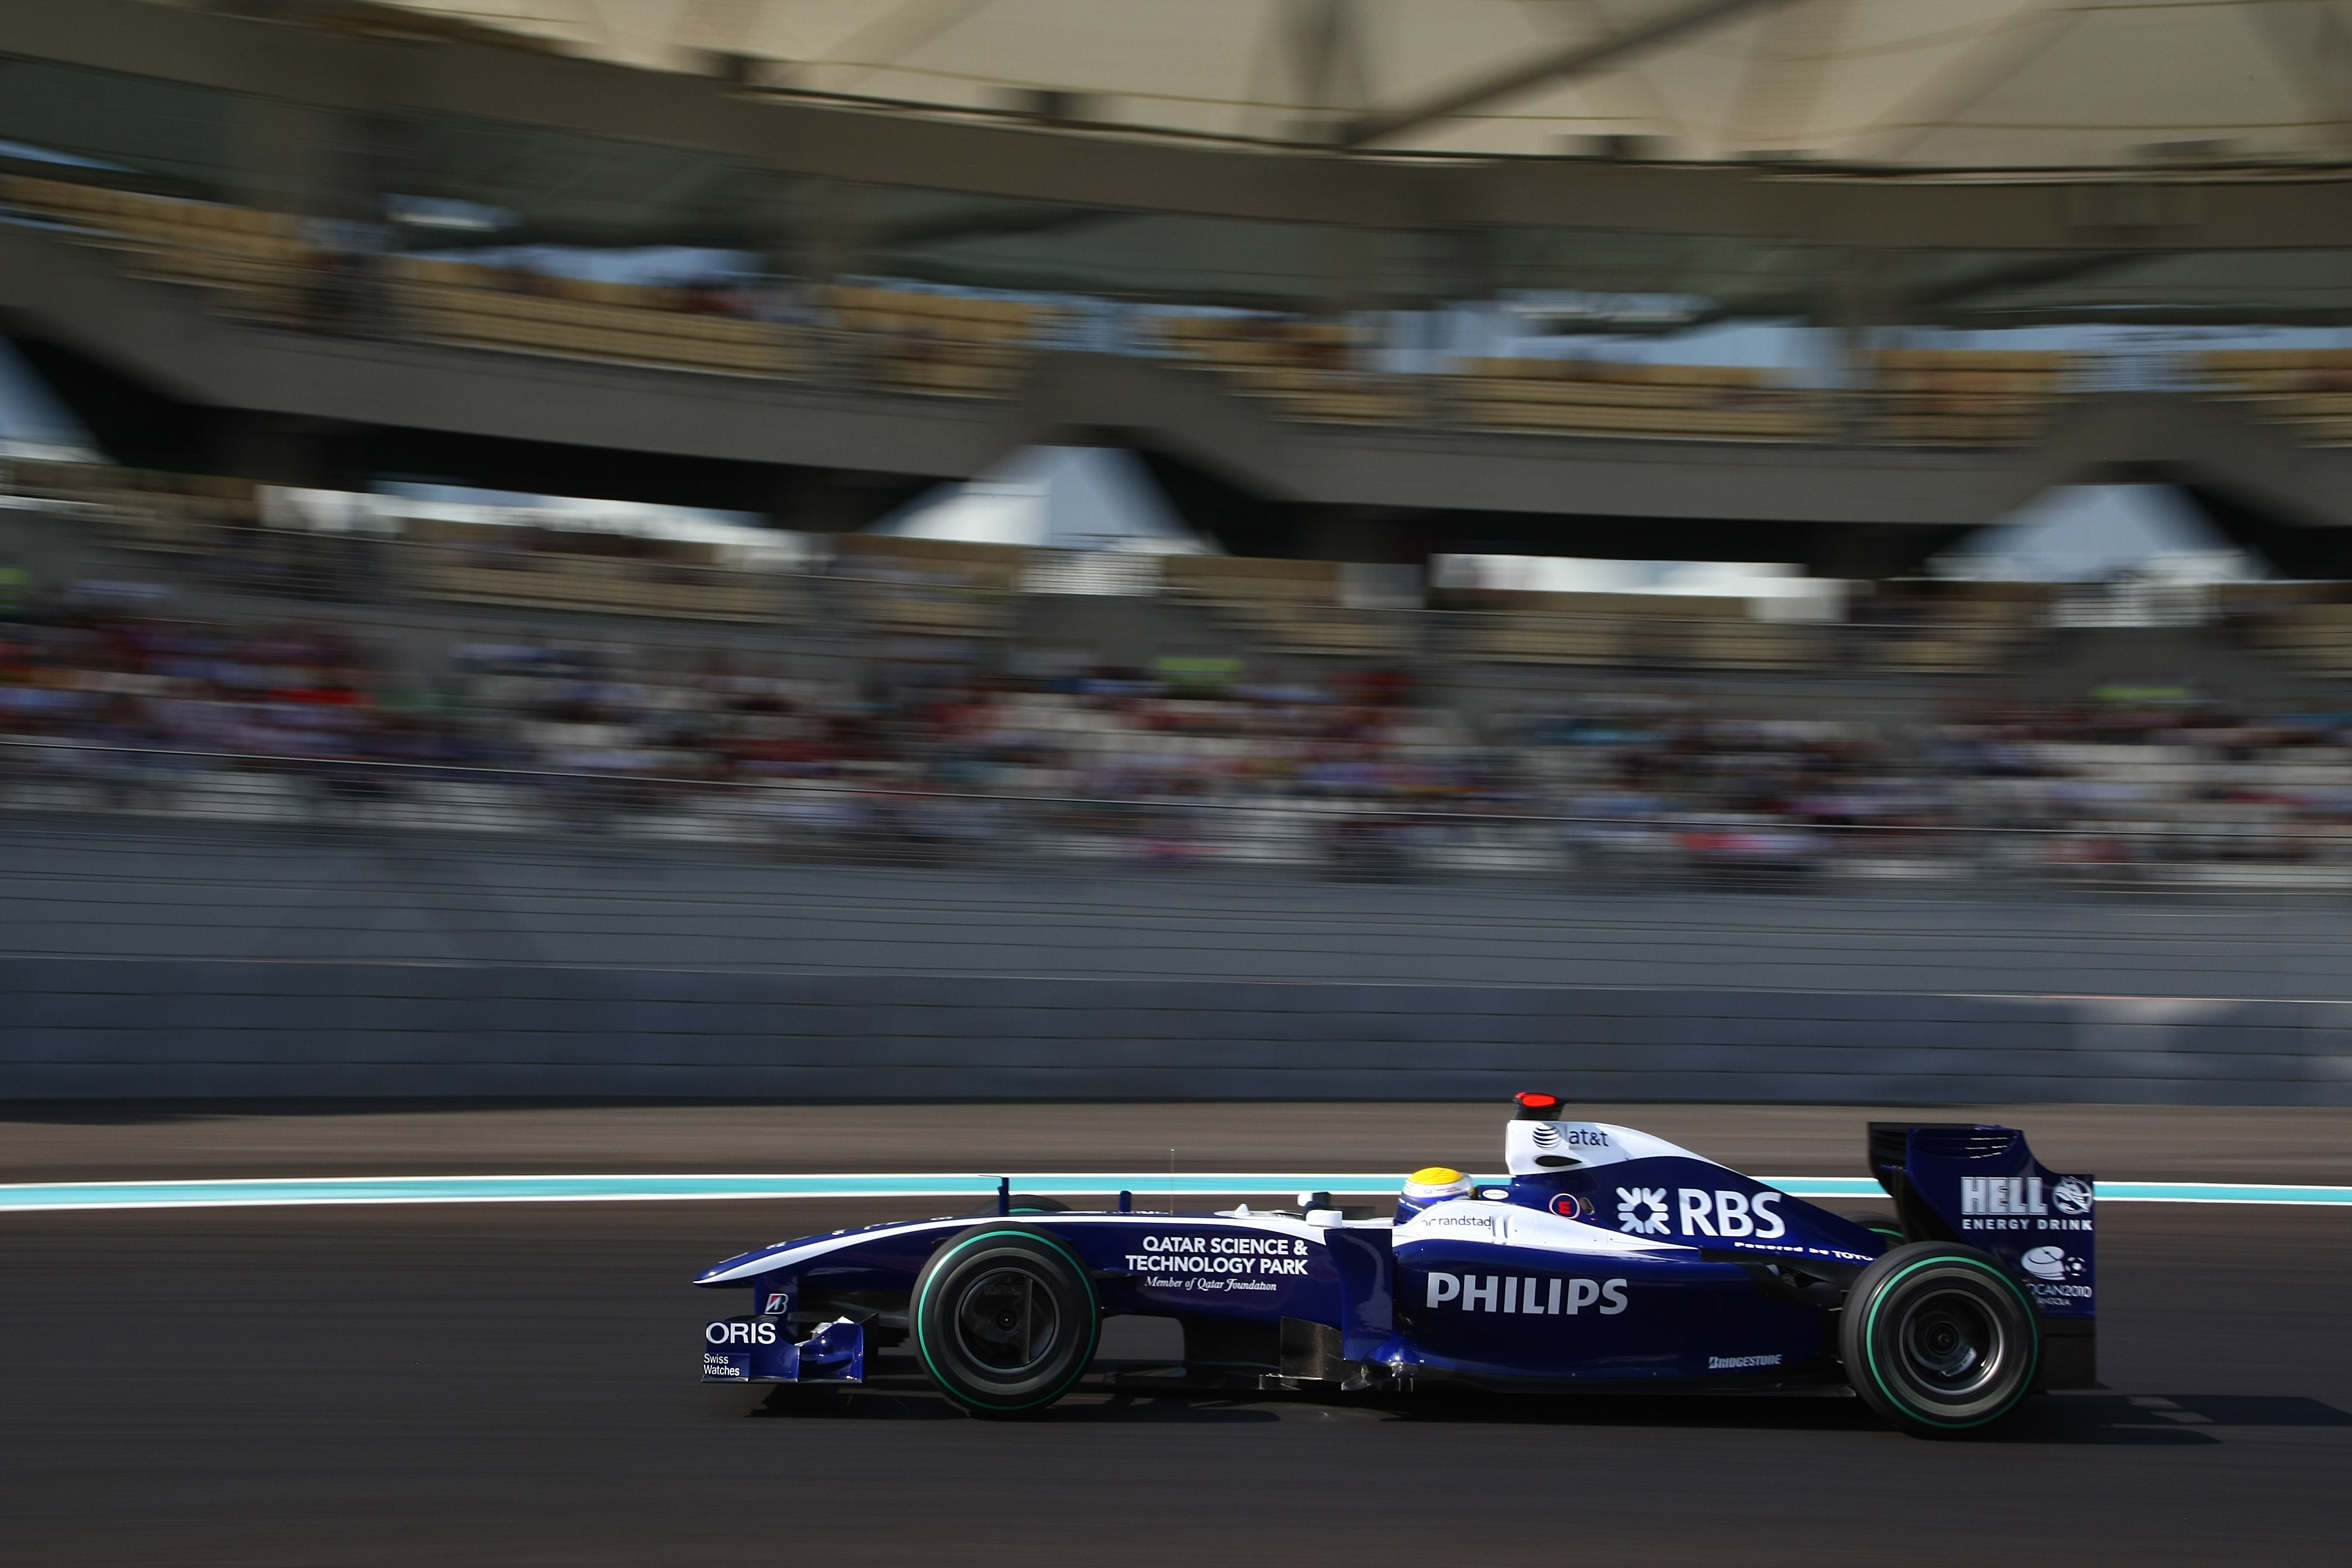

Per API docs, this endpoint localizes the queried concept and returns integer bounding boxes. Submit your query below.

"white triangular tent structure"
[1936,484,2265,583]
[872,445,1218,554]
[0,339,101,461]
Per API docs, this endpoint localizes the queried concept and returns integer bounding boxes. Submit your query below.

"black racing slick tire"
[912,1225,1099,1417]
[1840,1241,2040,1438]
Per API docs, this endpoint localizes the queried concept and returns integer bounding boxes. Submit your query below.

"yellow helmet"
[1403,1166,1474,1200]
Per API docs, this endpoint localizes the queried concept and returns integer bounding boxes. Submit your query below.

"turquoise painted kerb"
[0,1173,2346,1212]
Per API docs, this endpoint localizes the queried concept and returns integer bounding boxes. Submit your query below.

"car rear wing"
[1869,1122,2097,1390]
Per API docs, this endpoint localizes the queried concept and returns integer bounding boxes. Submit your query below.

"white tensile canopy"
[0,340,100,462]
[1937,484,2265,583]
[872,445,1218,554]
[373,0,2352,166]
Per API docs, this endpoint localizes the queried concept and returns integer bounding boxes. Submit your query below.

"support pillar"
[223,97,354,218]
[792,178,865,286]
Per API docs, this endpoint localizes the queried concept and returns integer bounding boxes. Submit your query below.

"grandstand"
[1,0,2351,573]
[5,2,2352,705]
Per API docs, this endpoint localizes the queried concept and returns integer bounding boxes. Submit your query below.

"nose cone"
[694,1244,785,1285]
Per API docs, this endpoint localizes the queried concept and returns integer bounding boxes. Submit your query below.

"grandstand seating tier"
[4,169,2267,455]
[402,547,782,622]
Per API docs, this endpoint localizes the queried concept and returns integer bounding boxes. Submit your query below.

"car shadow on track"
[1968,1393,2352,1446]
[1999,1393,2352,1444]
[1390,1389,2352,1445]
[750,1380,2352,1442]
[750,1382,1285,1423]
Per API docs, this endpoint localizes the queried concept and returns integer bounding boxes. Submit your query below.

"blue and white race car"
[695,1094,2097,1437]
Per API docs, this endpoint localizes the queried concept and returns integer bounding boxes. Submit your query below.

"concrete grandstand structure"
[5,0,2352,575]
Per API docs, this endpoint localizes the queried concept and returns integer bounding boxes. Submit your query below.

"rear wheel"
[1840,1242,2040,1437]
[912,1226,1099,1417]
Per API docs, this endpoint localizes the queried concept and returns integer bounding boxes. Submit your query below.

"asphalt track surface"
[6,1105,2351,1564]
[7,1201,2351,1566]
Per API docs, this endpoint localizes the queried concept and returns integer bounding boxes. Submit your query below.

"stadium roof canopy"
[8,1,2351,322]
[370,0,2352,169]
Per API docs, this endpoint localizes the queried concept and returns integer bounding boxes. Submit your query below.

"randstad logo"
[1426,1273,1627,1315]
[1617,1187,1787,1239]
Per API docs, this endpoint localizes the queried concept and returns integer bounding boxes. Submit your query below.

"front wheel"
[1840,1242,2040,1437]
[912,1225,1099,1417]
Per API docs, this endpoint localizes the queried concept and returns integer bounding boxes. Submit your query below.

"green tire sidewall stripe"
[1860,1255,2042,1429]
[913,1227,1100,1413]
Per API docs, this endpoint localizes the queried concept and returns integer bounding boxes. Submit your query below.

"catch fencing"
[7,961,2350,1104]
[8,740,2352,1101]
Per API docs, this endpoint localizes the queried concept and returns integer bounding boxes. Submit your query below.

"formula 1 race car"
[694,1094,2097,1437]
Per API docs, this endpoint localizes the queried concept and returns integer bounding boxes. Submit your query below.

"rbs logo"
[1616,1187,1786,1239]
[1426,1272,1627,1315]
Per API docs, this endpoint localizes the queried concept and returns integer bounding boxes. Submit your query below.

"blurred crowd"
[5,590,2352,886]
[0,591,414,760]
[1521,694,2352,884]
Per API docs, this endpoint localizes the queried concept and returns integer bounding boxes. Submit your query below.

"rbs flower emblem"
[1616,1186,1670,1235]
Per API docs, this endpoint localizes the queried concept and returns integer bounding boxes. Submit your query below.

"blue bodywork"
[694,1111,2097,1394]
[701,1315,864,1383]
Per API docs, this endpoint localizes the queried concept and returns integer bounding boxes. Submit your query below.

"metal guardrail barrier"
[5,735,2348,896]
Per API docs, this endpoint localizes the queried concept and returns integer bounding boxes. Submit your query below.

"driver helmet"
[1398,1166,1474,1218]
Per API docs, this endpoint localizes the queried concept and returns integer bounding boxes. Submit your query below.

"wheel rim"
[953,1265,1060,1375]
[1896,1287,2004,1399]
